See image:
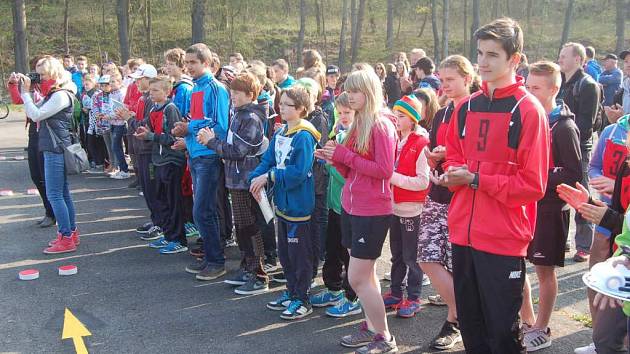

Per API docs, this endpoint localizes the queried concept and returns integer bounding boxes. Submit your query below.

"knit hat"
[393,95,423,123]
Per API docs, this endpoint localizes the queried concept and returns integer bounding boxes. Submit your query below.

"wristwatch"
[469,172,479,190]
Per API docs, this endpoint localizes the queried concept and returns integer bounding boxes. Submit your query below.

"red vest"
[393,132,430,203]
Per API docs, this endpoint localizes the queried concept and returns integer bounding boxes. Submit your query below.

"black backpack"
[572,75,605,132]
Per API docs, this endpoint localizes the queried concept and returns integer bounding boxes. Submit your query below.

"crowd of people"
[6,15,630,354]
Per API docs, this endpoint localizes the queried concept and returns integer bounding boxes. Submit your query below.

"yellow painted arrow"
[61,308,92,354]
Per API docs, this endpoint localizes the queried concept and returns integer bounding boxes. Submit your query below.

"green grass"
[571,313,593,328]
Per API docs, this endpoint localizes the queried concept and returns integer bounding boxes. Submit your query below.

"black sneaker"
[224,268,251,286]
[234,277,269,295]
[185,260,207,274]
[141,226,163,241]
[431,321,462,350]
[136,222,153,234]
[271,272,288,283]
[127,179,139,189]
[196,265,226,281]
[280,299,313,320]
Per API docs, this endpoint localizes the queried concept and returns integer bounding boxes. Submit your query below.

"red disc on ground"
[58,265,78,276]
[18,269,40,280]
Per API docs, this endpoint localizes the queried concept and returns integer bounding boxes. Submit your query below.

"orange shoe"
[44,235,76,254]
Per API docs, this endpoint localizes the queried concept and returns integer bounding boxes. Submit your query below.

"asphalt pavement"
[0,111,593,353]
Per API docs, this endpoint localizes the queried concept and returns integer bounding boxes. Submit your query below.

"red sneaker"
[382,291,402,309]
[44,235,76,254]
[48,229,80,246]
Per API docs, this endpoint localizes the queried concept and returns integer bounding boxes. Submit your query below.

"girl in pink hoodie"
[316,68,398,353]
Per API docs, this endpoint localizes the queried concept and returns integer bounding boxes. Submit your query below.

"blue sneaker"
[310,289,344,307]
[267,290,292,311]
[280,299,312,320]
[326,297,362,318]
[185,223,199,238]
[148,237,168,249]
[396,299,422,318]
[159,241,189,254]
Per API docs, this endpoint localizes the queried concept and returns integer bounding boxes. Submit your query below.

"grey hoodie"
[145,100,186,167]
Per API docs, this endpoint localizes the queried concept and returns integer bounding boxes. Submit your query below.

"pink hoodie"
[332,116,397,216]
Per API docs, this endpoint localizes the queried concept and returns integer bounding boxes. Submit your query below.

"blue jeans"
[43,152,76,237]
[111,125,128,172]
[190,155,224,266]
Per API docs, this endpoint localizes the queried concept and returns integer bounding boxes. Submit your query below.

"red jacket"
[444,79,550,257]
[123,82,142,112]
[393,132,430,203]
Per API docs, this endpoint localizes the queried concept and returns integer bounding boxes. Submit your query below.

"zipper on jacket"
[466,161,481,246]
[349,174,358,214]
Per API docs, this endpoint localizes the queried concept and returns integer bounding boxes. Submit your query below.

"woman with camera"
[14,56,79,254]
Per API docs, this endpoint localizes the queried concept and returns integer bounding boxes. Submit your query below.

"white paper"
[274,135,293,170]
[257,189,274,224]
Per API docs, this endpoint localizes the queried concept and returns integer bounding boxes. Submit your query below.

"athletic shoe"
[263,262,279,273]
[189,247,204,258]
[234,277,269,295]
[271,272,288,283]
[185,260,207,274]
[326,298,362,318]
[48,228,79,246]
[382,291,402,309]
[574,343,596,354]
[431,321,462,350]
[573,251,589,262]
[43,235,76,254]
[310,289,344,307]
[159,241,188,254]
[355,334,398,354]
[184,223,199,237]
[395,299,421,318]
[196,265,226,281]
[524,327,551,352]
[280,299,312,320]
[428,294,447,306]
[422,274,431,286]
[224,238,238,248]
[267,290,292,310]
[383,272,391,281]
[87,167,104,174]
[39,216,56,228]
[340,321,376,348]
[141,226,163,241]
[224,269,251,286]
[112,171,132,180]
[136,222,153,234]
[148,237,169,249]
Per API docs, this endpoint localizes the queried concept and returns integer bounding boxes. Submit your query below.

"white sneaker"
[383,272,391,281]
[422,274,431,286]
[112,171,131,180]
[524,328,551,352]
[574,343,596,354]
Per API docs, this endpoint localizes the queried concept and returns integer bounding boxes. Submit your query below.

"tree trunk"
[505,0,511,16]
[322,0,328,62]
[12,0,28,73]
[315,0,321,35]
[463,0,468,56]
[116,0,130,63]
[350,0,366,63]
[145,0,153,61]
[441,0,449,60]
[526,0,533,28]
[297,0,306,68]
[191,0,206,44]
[63,0,69,54]
[350,0,357,55]
[386,0,394,50]
[431,0,440,63]
[615,0,626,53]
[559,0,575,54]
[338,0,348,68]
[418,11,428,38]
[492,0,499,18]
[469,0,480,62]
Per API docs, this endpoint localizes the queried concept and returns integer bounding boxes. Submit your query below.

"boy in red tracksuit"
[435,18,550,354]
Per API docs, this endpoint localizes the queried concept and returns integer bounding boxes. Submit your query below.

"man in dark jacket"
[599,54,623,106]
[558,42,601,263]
[521,61,582,352]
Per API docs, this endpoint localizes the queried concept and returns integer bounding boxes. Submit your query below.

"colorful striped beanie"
[393,94,422,123]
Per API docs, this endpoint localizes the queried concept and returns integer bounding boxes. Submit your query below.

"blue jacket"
[67,66,83,97]
[599,68,623,106]
[249,120,321,222]
[584,59,603,81]
[171,75,193,117]
[185,72,230,159]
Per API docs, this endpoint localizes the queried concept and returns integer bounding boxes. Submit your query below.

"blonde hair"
[343,69,384,154]
[528,60,562,88]
[335,91,350,109]
[149,75,173,93]
[413,88,440,130]
[37,56,70,84]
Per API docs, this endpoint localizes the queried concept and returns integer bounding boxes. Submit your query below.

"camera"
[27,72,41,84]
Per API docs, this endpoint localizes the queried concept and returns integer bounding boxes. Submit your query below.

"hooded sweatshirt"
[249,119,321,222]
[207,102,267,190]
[418,74,441,92]
[170,75,193,117]
[444,78,550,257]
